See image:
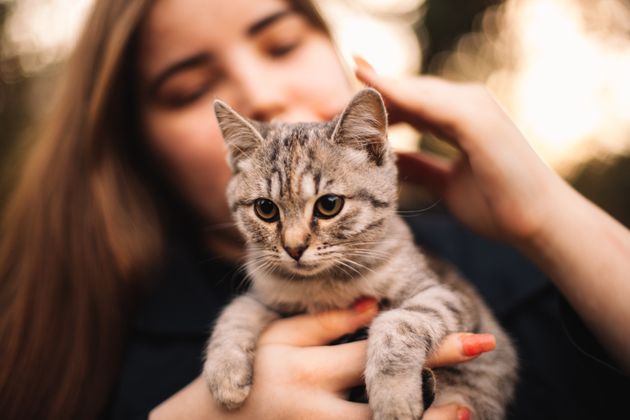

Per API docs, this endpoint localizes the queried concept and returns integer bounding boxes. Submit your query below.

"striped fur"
[204,89,518,419]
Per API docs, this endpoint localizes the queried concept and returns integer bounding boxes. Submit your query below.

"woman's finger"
[298,332,496,391]
[258,298,378,347]
[396,151,453,193]
[423,403,472,420]
[319,400,371,420]
[354,56,465,134]
[354,55,498,153]
[299,340,367,391]
[426,333,496,368]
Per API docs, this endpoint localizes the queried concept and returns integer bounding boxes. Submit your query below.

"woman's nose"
[228,54,287,122]
[245,82,285,122]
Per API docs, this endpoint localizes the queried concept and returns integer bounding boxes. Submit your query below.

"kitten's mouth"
[285,260,327,276]
[292,261,319,271]
[281,259,365,281]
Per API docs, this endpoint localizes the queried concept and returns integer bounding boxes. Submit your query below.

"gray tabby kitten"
[204,88,517,420]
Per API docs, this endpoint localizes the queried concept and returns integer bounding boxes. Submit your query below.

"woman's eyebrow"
[247,9,295,37]
[147,9,295,96]
[149,52,213,96]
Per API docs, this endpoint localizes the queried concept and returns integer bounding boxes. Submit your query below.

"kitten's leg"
[432,309,518,420]
[203,294,278,410]
[365,284,468,420]
[427,261,517,419]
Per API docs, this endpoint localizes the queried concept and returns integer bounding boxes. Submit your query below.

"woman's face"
[136,0,353,225]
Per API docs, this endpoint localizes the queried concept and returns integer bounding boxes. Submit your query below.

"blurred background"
[1,0,630,227]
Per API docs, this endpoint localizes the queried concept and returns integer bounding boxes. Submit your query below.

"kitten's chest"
[250,269,390,314]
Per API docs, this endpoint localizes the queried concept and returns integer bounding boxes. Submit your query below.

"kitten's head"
[214,88,398,279]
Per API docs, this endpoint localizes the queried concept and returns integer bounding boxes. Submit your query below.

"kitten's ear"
[214,100,264,171]
[331,88,388,165]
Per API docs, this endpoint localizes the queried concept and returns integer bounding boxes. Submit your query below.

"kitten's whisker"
[396,199,443,216]
[345,248,391,257]
[341,257,377,275]
[234,264,254,290]
[238,256,279,284]
[324,247,391,260]
[333,239,382,246]
[343,252,389,263]
[334,264,352,278]
[334,258,363,276]
[241,259,277,288]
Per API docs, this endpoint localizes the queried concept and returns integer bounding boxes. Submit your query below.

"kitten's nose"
[284,245,307,261]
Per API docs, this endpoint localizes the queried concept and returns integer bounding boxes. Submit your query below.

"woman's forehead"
[137,0,292,79]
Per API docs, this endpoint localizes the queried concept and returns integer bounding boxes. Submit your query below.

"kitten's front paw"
[368,375,426,420]
[203,350,253,410]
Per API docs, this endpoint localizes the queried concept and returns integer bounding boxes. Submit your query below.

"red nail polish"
[353,297,377,313]
[461,333,496,356]
[457,407,471,420]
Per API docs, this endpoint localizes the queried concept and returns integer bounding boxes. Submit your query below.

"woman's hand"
[354,56,568,247]
[150,300,494,419]
[354,59,630,370]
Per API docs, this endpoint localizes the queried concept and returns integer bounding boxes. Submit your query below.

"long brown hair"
[0,0,331,418]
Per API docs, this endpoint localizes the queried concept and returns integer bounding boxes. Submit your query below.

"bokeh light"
[318,0,423,77]
[317,0,424,151]
[2,0,93,76]
[437,0,630,173]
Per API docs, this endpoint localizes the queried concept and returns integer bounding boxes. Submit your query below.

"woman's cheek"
[143,105,233,220]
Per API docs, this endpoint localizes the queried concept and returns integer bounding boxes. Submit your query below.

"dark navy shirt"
[107,212,629,419]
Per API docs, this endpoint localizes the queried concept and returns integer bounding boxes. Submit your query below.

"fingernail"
[352,55,377,76]
[352,297,378,313]
[461,333,496,356]
[457,407,471,420]
[353,54,374,70]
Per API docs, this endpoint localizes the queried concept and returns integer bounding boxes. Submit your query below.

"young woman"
[1,0,628,419]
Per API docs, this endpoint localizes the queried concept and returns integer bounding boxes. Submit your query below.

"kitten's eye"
[254,198,280,222]
[314,195,344,219]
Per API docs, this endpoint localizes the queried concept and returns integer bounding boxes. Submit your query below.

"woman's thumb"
[258,297,379,347]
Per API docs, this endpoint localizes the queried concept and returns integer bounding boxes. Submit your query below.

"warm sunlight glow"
[509,0,630,169]
[318,0,424,151]
[3,0,93,74]
[439,0,630,172]
[318,0,422,77]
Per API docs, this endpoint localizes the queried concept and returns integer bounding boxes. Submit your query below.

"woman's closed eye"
[154,67,221,108]
[256,14,307,60]
[267,42,300,58]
